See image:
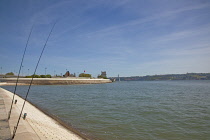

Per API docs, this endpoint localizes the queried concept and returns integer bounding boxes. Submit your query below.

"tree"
[79,73,91,78]
[97,75,107,79]
[32,74,41,78]
[40,75,46,78]
[25,76,32,78]
[25,74,52,78]
[46,74,51,78]
[6,72,14,75]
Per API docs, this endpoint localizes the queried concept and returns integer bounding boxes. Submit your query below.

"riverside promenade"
[0,88,86,140]
[0,78,112,85]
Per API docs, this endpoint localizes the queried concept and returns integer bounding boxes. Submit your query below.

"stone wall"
[0,78,112,85]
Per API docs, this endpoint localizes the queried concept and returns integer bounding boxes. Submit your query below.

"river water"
[2,80,210,140]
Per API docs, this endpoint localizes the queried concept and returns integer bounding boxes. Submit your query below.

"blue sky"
[0,0,210,77]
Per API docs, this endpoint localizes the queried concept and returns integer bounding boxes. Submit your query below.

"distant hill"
[110,73,210,81]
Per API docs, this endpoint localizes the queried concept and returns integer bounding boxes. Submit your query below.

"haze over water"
[3,80,210,140]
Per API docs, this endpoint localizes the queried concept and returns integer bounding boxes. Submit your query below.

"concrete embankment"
[0,88,88,140]
[0,78,112,85]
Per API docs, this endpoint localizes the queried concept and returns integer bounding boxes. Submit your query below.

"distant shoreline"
[110,73,210,81]
[0,78,112,85]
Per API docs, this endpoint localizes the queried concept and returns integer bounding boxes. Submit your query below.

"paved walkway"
[0,95,11,140]
[0,88,85,140]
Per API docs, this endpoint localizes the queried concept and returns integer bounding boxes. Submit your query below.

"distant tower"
[118,74,120,81]
[64,71,70,77]
[101,71,107,78]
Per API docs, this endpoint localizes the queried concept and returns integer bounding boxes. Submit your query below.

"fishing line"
[8,25,34,120]
[12,21,57,139]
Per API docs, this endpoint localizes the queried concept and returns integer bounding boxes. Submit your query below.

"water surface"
[2,80,210,140]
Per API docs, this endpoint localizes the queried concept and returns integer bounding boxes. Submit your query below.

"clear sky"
[0,0,210,77]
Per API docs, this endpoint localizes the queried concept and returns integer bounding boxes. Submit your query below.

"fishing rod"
[8,25,34,120]
[11,21,57,139]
